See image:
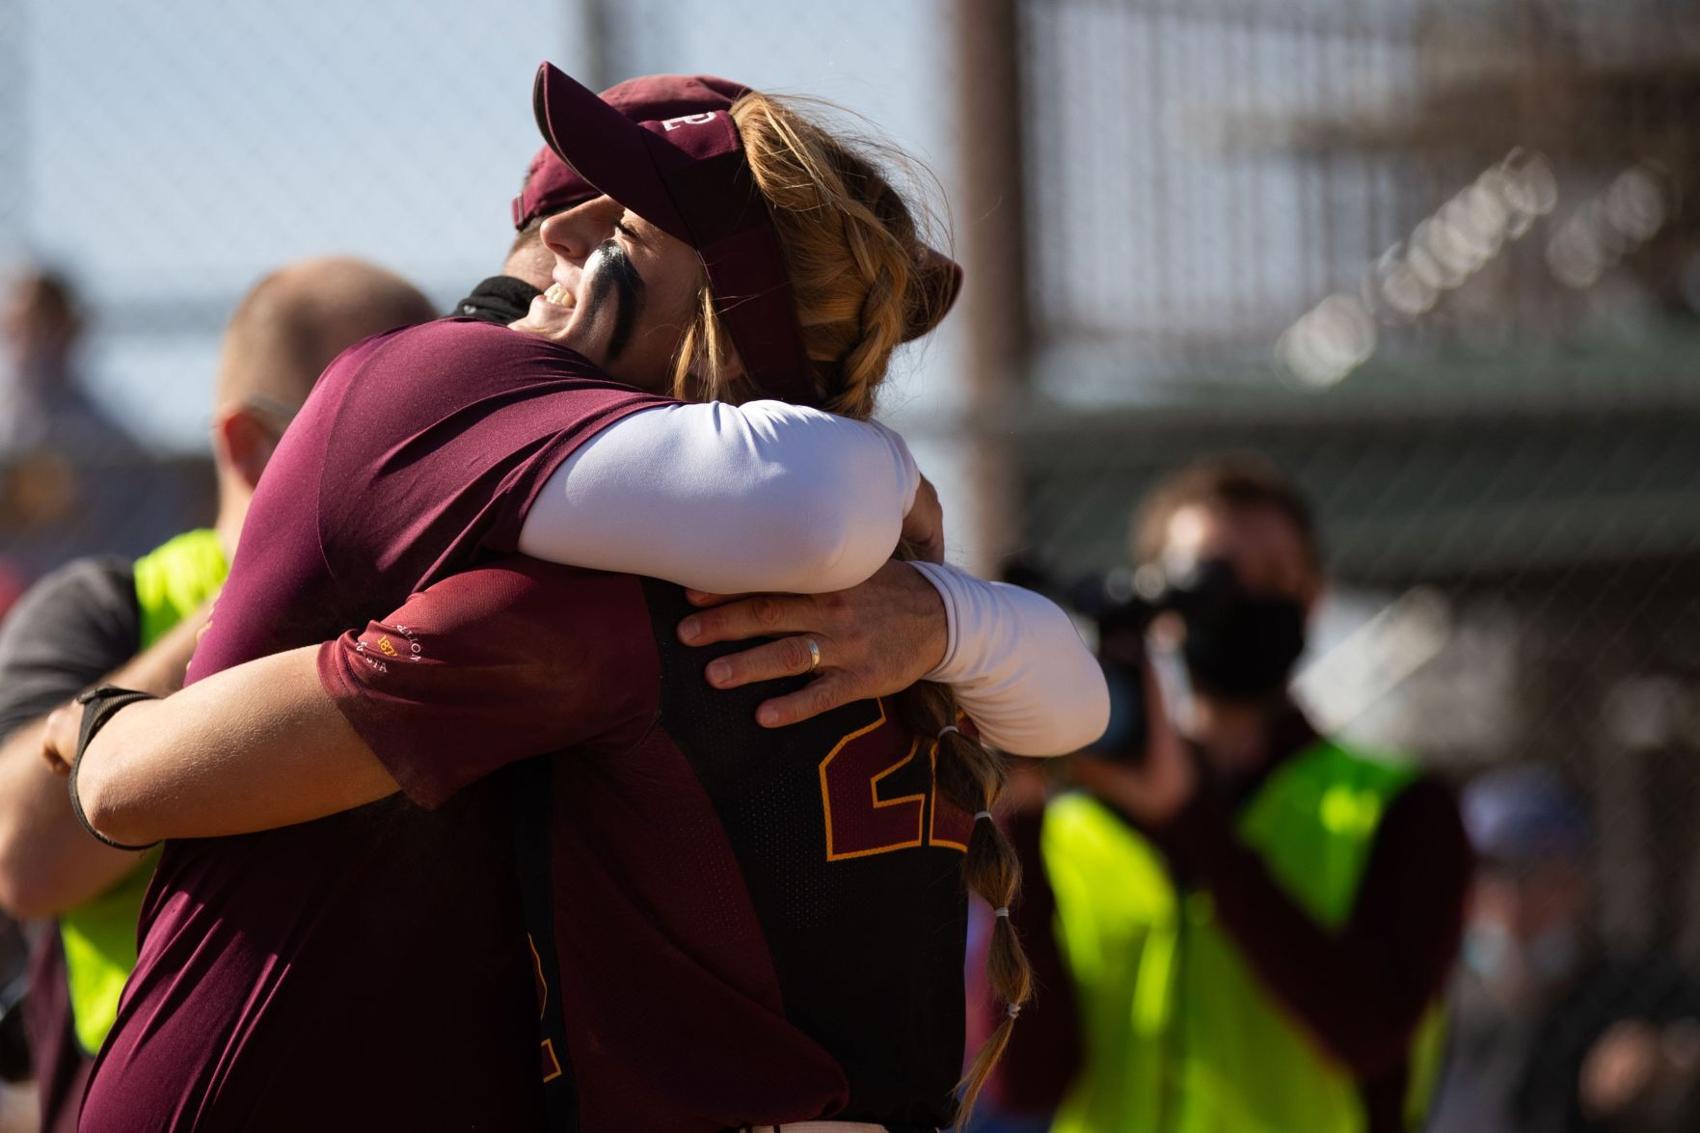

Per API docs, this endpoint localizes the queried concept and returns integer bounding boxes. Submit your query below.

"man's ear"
[213,409,278,493]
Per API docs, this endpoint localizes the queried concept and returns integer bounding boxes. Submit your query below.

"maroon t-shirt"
[318,559,977,1132]
[80,320,669,1133]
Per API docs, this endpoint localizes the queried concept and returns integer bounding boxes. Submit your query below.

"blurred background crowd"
[5,1,1700,1131]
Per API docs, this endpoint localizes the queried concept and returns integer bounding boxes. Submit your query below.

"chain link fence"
[1009,0,1700,1084]
[1005,5,1700,1125]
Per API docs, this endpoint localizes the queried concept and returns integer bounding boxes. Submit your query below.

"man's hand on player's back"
[677,560,948,728]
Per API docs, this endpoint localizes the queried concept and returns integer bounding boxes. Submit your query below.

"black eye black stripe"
[582,238,646,362]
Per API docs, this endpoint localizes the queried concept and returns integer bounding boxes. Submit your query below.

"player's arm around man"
[44,557,1108,846]
[992,457,1470,1133]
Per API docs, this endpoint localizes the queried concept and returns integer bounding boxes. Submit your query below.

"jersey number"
[818,701,972,861]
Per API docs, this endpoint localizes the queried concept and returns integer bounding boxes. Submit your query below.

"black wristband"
[68,686,162,852]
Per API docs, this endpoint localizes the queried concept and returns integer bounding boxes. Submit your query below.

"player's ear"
[214,408,280,494]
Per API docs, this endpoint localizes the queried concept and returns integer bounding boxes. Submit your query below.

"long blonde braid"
[667,91,1031,1125]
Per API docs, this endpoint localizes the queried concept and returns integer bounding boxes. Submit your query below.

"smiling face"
[508,196,704,393]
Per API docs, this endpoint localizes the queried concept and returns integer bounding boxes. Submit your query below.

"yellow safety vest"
[58,527,227,1054]
[1044,739,1447,1133]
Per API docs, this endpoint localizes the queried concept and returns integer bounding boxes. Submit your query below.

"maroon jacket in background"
[79,319,670,1133]
[990,708,1472,1133]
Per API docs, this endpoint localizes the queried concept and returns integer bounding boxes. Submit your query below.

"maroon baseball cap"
[512,73,751,230]
[533,62,818,405]
[532,62,964,408]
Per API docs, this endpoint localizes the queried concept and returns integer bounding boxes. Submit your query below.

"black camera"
[1014,556,1246,763]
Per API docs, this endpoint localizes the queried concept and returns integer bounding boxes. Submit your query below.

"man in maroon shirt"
[989,456,1472,1133]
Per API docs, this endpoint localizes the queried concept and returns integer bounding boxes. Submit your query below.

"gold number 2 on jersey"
[818,700,972,861]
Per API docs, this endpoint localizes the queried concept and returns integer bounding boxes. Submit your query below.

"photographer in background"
[989,455,1472,1133]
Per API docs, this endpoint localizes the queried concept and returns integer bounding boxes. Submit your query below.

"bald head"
[210,258,434,550]
[216,256,436,413]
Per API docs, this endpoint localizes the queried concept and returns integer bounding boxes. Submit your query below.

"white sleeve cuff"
[908,561,1110,756]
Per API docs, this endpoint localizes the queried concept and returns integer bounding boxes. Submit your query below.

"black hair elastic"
[68,686,162,852]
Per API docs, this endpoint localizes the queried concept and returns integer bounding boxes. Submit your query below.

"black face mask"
[1180,590,1307,700]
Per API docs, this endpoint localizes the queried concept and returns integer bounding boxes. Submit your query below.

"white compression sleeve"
[910,561,1110,757]
[517,401,919,595]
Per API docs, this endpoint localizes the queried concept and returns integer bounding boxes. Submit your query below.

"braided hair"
[667,91,1032,1124]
